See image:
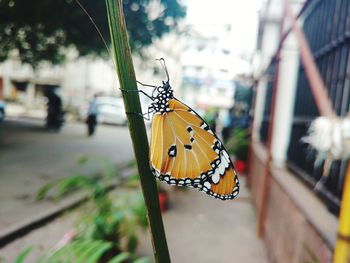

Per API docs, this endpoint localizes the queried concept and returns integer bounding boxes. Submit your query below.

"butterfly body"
[148,78,239,200]
[148,81,174,114]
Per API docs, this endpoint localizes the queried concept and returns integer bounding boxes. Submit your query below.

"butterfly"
[71,1,238,199]
[136,59,239,200]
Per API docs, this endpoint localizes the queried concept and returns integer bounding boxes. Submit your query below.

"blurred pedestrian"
[86,95,99,136]
[46,88,64,131]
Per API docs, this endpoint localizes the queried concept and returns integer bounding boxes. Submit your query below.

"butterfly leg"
[120,88,154,100]
[136,80,157,88]
[136,81,159,98]
[125,111,148,120]
[125,106,155,121]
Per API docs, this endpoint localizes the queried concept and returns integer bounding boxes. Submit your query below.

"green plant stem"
[104,0,170,262]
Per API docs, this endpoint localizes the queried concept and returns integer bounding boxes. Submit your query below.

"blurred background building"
[0,0,259,122]
[181,24,236,109]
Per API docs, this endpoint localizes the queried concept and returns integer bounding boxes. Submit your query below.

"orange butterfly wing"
[150,98,239,200]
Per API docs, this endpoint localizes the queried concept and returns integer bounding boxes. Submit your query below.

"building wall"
[248,142,336,263]
[0,31,184,112]
[180,24,237,109]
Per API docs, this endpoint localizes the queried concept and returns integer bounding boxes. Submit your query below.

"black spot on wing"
[168,145,177,157]
[200,122,210,131]
[184,144,192,150]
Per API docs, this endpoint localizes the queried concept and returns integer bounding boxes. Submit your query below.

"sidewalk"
[139,177,269,262]
[1,177,269,263]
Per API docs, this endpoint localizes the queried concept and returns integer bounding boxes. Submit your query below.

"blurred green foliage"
[226,128,250,161]
[35,156,148,262]
[14,242,150,263]
[0,0,186,66]
[13,247,33,263]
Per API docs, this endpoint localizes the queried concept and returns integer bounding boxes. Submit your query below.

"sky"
[184,0,263,74]
[185,1,262,52]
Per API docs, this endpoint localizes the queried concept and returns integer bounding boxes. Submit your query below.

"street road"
[0,117,134,237]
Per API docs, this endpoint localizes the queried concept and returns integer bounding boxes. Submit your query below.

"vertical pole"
[257,1,286,237]
[104,1,170,262]
[333,162,350,263]
[284,0,335,118]
[257,54,281,237]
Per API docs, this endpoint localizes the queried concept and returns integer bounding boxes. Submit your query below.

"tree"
[0,0,185,66]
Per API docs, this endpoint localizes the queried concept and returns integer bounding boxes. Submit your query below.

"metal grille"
[287,0,350,214]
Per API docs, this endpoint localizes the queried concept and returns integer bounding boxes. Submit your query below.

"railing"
[259,0,349,214]
[256,0,350,260]
[286,0,350,214]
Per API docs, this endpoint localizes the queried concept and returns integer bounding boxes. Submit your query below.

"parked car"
[0,100,5,121]
[80,97,127,126]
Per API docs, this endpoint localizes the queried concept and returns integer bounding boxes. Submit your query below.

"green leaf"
[108,252,131,263]
[127,234,138,253]
[36,175,96,201]
[56,176,95,198]
[75,240,112,263]
[36,182,56,200]
[48,240,112,263]
[48,242,74,263]
[85,242,112,263]
[78,155,89,165]
[133,257,151,263]
[14,247,32,263]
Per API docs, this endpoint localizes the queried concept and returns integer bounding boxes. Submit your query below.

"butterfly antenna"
[74,0,116,69]
[156,58,170,82]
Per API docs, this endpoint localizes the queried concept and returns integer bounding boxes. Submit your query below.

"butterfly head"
[158,80,171,92]
[148,58,174,113]
[154,80,173,98]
